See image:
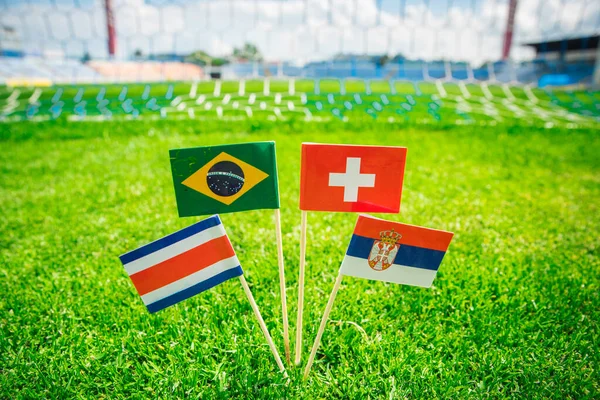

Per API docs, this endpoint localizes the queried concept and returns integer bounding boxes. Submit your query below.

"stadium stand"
[86,61,205,82]
[2,54,594,89]
[0,58,204,84]
[0,57,100,84]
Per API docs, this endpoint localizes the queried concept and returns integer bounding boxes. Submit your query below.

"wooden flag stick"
[294,210,308,365]
[239,274,286,373]
[274,209,290,364]
[303,271,343,379]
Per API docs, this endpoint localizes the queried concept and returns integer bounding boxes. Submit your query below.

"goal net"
[0,0,599,125]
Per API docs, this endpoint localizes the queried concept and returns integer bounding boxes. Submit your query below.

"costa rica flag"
[299,143,407,213]
[119,215,242,313]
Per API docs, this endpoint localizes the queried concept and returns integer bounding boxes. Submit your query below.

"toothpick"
[295,210,308,365]
[274,209,290,364]
[238,275,286,374]
[303,271,343,379]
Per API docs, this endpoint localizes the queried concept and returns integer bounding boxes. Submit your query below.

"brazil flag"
[170,142,280,217]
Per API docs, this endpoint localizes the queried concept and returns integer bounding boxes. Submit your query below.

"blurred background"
[1,0,599,87]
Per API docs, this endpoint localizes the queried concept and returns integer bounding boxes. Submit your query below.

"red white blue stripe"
[119,215,242,313]
[340,215,453,288]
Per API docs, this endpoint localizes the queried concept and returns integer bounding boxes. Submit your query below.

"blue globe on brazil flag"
[207,161,245,197]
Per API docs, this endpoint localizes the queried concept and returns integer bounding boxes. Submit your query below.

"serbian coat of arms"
[368,230,402,271]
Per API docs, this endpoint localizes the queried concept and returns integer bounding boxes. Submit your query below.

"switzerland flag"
[299,143,407,213]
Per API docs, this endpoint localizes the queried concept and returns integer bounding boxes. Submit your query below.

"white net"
[1,0,599,126]
[1,0,599,84]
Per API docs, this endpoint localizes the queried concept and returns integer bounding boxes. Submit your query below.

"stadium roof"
[523,34,599,53]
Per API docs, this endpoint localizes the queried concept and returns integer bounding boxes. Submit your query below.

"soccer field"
[1,82,599,398]
[1,80,599,128]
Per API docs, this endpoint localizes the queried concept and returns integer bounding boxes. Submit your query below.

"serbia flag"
[340,215,454,288]
[299,143,407,213]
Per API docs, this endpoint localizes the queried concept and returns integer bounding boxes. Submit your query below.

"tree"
[211,57,229,67]
[390,53,406,63]
[232,42,263,61]
[185,51,230,67]
[185,50,213,66]
[373,54,390,68]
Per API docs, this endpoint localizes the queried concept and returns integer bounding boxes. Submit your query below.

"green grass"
[2,80,598,129]
[1,118,599,398]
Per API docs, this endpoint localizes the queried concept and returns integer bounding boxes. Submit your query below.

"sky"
[0,0,599,64]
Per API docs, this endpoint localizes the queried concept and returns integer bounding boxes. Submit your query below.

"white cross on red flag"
[299,143,408,213]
